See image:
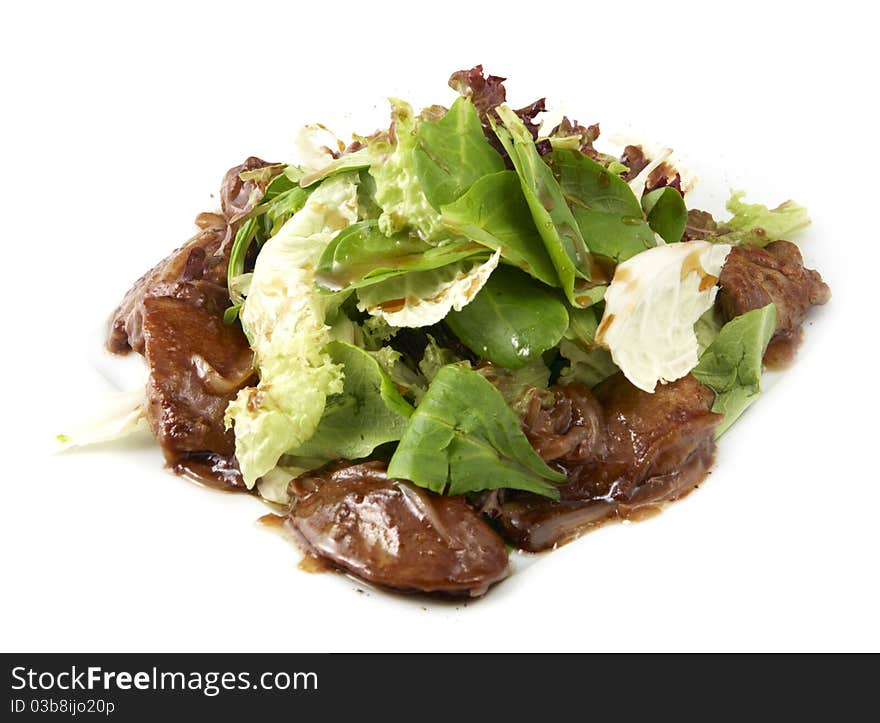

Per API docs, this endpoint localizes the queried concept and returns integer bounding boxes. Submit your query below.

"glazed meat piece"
[718,240,831,366]
[107,221,231,355]
[106,157,275,487]
[498,374,721,552]
[288,462,510,596]
[142,295,253,489]
[107,156,274,354]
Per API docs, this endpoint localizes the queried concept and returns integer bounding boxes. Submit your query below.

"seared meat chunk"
[142,296,253,489]
[106,157,275,487]
[107,221,230,355]
[498,374,721,551]
[288,462,509,596]
[718,240,830,365]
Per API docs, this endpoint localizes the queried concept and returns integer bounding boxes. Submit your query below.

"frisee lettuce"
[225,175,359,488]
[369,99,444,241]
[718,190,810,246]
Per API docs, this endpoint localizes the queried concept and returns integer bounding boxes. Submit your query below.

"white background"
[2,1,878,652]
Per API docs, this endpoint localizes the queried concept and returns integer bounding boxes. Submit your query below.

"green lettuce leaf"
[315,219,486,291]
[718,190,810,246]
[225,175,360,488]
[387,364,565,498]
[299,147,371,187]
[548,148,656,263]
[372,346,428,403]
[440,170,559,287]
[414,96,505,210]
[492,106,593,306]
[369,99,444,241]
[418,335,460,382]
[446,266,569,369]
[227,182,315,305]
[476,358,550,410]
[692,304,777,437]
[641,186,687,244]
[288,342,412,459]
[355,251,500,328]
[558,339,619,389]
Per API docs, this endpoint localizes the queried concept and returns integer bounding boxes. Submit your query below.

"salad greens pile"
[220,67,810,499]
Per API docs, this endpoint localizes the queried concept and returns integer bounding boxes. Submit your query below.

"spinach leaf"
[387,364,565,498]
[642,186,687,244]
[440,170,559,287]
[414,97,505,210]
[692,304,776,437]
[315,220,486,291]
[548,148,655,263]
[289,341,412,460]
[446,266,568,369]
[492,106,593,306]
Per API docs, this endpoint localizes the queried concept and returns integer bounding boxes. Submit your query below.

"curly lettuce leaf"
[369,99,444,241]
[414,96,505,210]
[446,266,568,369]
[225,175,359,488]
[288,342,412,460]
[718,190,810,246]
[440,170,559,287]
[315,220,486,291]
[692,304,777,437]
[387,364,565,499]
[355,250,500,328]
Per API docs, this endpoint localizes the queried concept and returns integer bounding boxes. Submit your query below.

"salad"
[63,67,830,596]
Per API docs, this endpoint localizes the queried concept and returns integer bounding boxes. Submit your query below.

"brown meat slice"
[498,374,721,552]
[107,156,275,355]
[107,221,230,354]
[105,157,276,487]
[141,296,254,489]
[287,462,510,596]
[718,241,831,366]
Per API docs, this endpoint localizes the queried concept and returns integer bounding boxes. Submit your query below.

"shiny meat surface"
[107,221,231,355]
[288,462,510,596]
[718,240,831,366]
[106,158,272,487]
[142,296,253,489]
[500,374,721,551]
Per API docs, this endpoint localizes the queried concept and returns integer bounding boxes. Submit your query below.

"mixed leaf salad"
[64,67,830,596]
[221,68,809,503]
